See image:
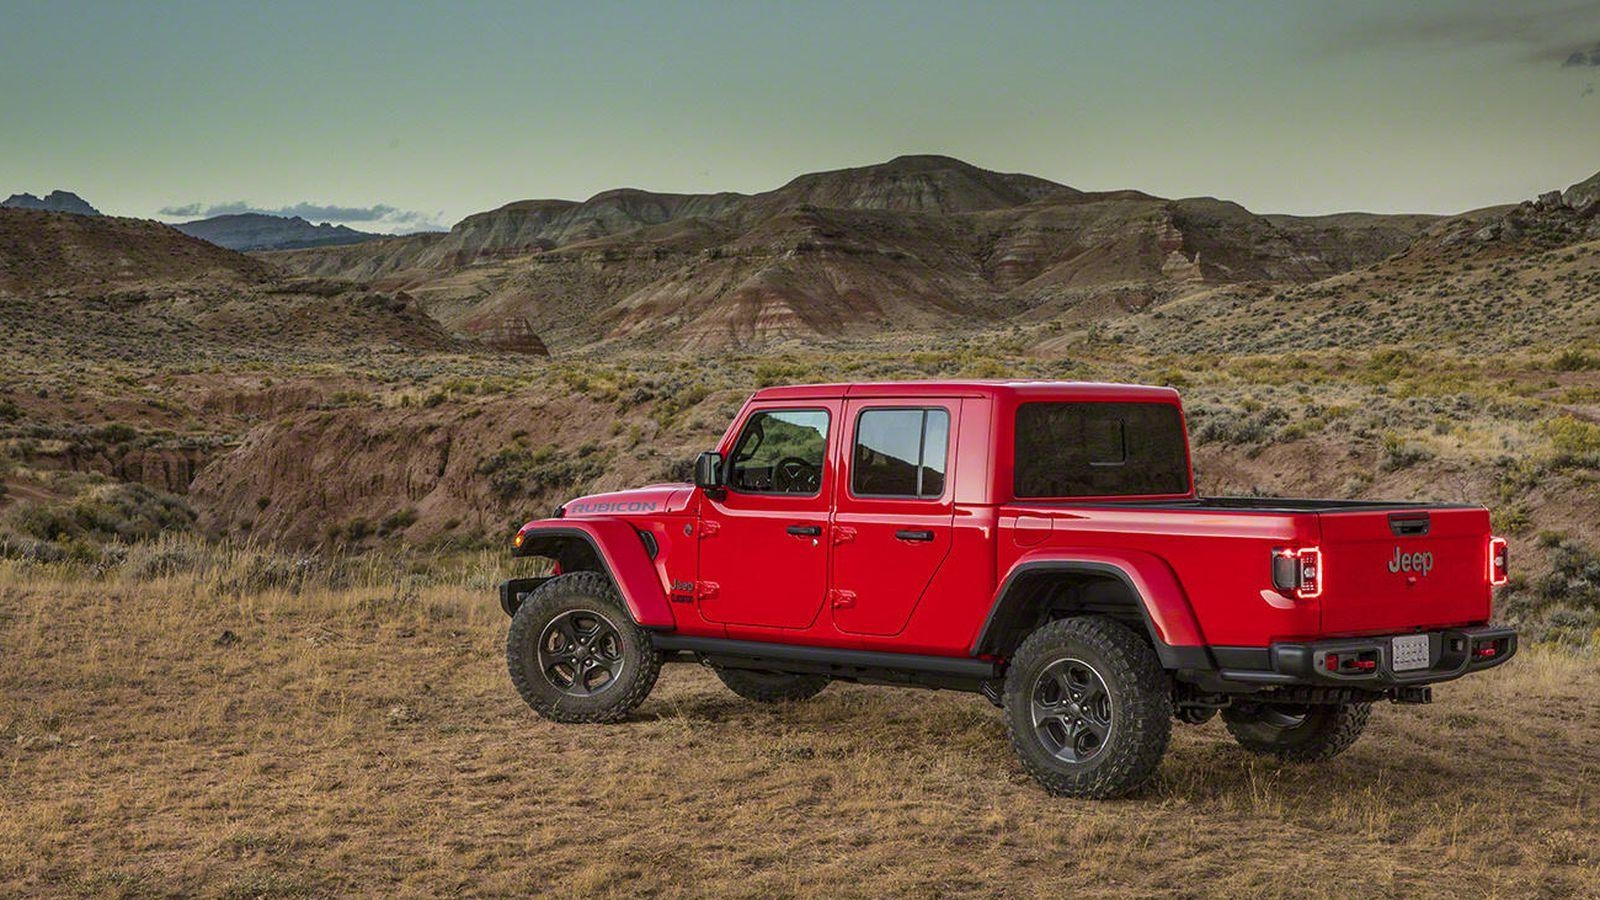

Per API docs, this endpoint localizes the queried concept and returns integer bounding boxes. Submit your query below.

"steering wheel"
[772,456,821,493]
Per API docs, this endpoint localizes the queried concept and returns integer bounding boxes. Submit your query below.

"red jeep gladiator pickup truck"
[500,381,1515,798]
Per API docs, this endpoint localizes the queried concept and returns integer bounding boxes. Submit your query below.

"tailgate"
[1317,507,1493,636]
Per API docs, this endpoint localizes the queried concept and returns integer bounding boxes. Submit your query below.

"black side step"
[651,634,999,690]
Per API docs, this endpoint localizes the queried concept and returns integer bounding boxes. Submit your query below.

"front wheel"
[1002,616,1172,799]
[506,571,661,724]
[1221,702,1371,762]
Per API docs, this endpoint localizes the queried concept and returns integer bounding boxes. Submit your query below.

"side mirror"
[693,451,724,492]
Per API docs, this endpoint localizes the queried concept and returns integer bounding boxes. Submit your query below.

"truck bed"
[1034,496,1479,514]
[1001,495,1494,644]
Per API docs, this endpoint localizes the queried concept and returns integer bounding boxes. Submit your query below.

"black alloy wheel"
[1030,657,1115,763]
[537,609,626,696]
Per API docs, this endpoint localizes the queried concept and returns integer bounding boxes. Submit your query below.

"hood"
[560,484,694,518]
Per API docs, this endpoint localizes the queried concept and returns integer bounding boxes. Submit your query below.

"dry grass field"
[2,545,1595,898]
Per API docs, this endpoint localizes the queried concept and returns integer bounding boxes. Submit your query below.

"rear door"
[1317,507,1493,636]
[829,401,957,636]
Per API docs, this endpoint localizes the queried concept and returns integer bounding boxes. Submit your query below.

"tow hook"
[1390,685,1432,704]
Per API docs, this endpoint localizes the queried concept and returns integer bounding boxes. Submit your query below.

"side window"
[852,408,950,499]
[727,409,830,495]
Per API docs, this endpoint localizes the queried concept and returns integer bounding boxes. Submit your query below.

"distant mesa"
[2,190,101,216]
[172,212,385,252]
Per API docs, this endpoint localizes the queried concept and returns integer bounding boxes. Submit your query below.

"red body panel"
[515,381,1501,661]
[1316,507,1494,635]
[998,505,1318,647]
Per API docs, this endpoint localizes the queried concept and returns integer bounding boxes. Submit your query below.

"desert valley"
[2,155,1597,895]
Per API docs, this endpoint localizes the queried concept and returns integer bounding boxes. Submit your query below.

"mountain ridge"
[2,190,100,216]
[172,212,385,251]
[263,154,1443,349]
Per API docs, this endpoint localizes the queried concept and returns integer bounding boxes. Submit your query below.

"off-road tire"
[1003,616,1172,799]
[714,668,830,703]
[1222,702,1371,762]
[506,571,661,724]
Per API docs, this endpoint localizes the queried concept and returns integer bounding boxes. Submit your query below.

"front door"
[830,401,957,636]
[697,404,836,630]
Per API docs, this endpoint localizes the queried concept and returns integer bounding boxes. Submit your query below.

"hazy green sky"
[4,0,1599,230]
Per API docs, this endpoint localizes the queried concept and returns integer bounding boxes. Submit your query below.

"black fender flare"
[971,559,1212,670]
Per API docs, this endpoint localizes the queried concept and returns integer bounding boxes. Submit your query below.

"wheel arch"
[973,554,1211,670]
[512,519,676,629]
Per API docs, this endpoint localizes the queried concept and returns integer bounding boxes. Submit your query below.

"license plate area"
[1392,634,1431,671]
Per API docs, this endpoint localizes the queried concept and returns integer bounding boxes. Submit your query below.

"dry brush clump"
[1499,533,1600,647]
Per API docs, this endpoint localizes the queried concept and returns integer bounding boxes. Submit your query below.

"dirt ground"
[2,566,1596,898]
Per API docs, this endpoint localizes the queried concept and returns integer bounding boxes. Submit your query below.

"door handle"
[787,524,822,537]
[895,529,935,542]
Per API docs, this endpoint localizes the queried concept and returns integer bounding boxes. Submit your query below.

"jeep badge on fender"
[498,381,1516,800]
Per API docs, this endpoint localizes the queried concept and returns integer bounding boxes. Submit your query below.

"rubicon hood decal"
[564,484,692,516]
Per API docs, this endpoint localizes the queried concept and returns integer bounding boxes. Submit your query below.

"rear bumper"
[1216,625,1516,688]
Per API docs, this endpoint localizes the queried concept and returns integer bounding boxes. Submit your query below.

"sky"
[3,0,1600,232]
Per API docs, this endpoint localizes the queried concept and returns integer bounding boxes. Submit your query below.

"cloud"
[1331,1,1600,67]
[157,200,446,232]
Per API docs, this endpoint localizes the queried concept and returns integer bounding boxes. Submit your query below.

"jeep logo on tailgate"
[1388,547,1434,576]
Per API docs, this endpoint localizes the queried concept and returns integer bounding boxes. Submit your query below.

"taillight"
[1488,537,1508,586]
[1272,547,1323,599]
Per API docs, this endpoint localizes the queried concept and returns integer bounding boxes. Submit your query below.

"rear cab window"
[1013,401,1190,498]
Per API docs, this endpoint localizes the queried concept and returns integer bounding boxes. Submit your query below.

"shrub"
[5,482,196,544]
[0,532,67,562]
[378,508,419,536]
[124,537,209,581]
[1187,403,1288,446]
[94,423,138,444]
[1379,433,1435,471]
[1499,537,1600,646]
[210,551,329,597]
[1551,349,1597,372]
[1541,415,1600,466]
[476,443,610,502]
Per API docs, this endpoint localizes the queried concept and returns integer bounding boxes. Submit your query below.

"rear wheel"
[1222,701,1371,762]
[506,572,661,724]
[715,668,830,703]
[1002,616,1172,799]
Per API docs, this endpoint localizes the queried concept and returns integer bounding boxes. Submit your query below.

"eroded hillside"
[264,156,1436,350]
